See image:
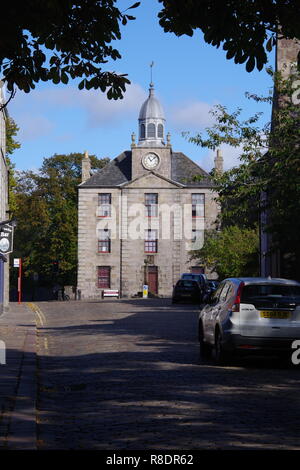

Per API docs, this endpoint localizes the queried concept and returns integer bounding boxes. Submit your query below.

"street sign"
[14,258,20,268]
[0,223,14,255]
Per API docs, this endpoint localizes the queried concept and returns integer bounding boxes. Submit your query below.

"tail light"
[232,282,245,312]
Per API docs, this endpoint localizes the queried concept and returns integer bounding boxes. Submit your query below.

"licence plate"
[260,310,291,319]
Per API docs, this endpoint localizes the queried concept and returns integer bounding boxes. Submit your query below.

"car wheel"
[198,322,212,358]
[214,329,231,366]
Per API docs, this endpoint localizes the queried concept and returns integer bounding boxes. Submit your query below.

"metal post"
[18,258,22,304]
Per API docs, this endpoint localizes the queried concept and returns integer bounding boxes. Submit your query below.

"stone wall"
[77,179,219,299]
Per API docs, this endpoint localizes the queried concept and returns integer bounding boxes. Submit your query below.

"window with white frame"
[192,193,205,217]
[145,193,158,217]
[98,229,111,253]
[144,229,158,253]
[191,229,204,250]
[98,193,111,217]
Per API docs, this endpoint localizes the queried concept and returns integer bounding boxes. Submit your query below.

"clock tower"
[131,82,172,180]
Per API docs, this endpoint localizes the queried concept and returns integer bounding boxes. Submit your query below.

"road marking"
[27,303,49,355]
[27,302,46,326]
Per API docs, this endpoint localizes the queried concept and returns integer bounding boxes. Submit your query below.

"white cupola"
[138,83,166,147]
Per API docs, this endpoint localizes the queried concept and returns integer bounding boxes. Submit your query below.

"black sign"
[0,223,14,254]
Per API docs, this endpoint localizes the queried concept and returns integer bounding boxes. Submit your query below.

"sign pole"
[18,258,22,304]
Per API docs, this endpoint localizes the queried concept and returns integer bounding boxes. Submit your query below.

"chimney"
[81,150,91,183]
[214,149,224,175]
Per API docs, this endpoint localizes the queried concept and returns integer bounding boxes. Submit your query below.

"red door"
[147,266,158,294]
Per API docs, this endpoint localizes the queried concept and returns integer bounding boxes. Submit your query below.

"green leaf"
[127,2,141,9]
[246,56,255,72]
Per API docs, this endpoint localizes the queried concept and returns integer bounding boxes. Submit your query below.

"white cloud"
[16,113,54,141]
[9,81,147,142]
[168,100,216,131]
[77,84,146,127]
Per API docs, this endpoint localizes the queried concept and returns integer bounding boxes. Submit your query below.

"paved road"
[34,298,300,450]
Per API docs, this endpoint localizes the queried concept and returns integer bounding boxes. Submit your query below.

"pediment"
[120,171,184,189]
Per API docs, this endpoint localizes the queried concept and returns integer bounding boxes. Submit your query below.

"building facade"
[260,38,300,279]
[77,83,221,299]
[0,82,9,313]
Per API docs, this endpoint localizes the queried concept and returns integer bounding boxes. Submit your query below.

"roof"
[171,152,213,187]
[139,84,165,121]
[79,151,131,188]
[225,277,300,285]
[80,150,214,188]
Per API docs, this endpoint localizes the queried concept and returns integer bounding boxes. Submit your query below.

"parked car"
[181,273,208,302]
[206,280,220,295]
[198,277,300,364]
[172,279,202,304]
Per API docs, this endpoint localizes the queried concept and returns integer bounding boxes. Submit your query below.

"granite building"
[0,82,9,313]
[77,83,221,299]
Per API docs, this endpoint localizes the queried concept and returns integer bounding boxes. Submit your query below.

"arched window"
[140,123,145,139]
[157,124,164,138]
[147,123,156,138]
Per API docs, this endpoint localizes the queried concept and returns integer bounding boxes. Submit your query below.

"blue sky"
[8,0,275,173]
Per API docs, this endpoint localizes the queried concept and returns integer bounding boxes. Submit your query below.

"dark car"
[172,279,202,304]
[206,280,220,296]
[181,273,208,302]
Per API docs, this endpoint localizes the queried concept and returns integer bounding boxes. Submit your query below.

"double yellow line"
[28,303,49,353]
[28,302,46,326]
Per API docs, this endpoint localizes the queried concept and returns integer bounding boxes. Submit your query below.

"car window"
[219,282,232,303]
[177,280,198,287]
[210,282,226,303]
[241,284,300,301]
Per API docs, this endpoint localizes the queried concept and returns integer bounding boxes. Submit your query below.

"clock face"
[142,152,160,170]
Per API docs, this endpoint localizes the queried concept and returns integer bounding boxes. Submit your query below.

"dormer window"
[147,123,155,139]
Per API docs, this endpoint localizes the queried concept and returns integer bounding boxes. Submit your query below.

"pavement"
[0,302,37,450]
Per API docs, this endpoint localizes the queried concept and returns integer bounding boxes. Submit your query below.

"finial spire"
[150,61,154,86]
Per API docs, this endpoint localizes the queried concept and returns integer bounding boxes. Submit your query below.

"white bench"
[102,289,119,298]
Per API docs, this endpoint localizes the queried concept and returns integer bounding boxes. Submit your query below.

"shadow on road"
[2,298,300,450]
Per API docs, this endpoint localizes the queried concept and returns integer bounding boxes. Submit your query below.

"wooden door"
[147,266,158,294]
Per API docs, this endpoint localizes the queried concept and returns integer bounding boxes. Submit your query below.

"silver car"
[198,277,300,364]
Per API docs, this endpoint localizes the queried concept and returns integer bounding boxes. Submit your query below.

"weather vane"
[150,61,154,84]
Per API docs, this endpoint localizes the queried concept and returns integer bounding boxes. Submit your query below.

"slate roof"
[171,152,213,187]
[80,150,214,188]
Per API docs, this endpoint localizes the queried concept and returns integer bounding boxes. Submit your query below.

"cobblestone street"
[32,298,300,450]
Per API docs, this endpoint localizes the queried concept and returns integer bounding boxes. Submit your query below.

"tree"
[0,1,140,104]
[12,153,109,288]
[187,68,300,278]
[190,226,259,280]
[5,116,20,214]
[1,0,300,108]
[158,0,300,72]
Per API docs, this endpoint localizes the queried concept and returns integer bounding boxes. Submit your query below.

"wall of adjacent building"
[0,84,9,313]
